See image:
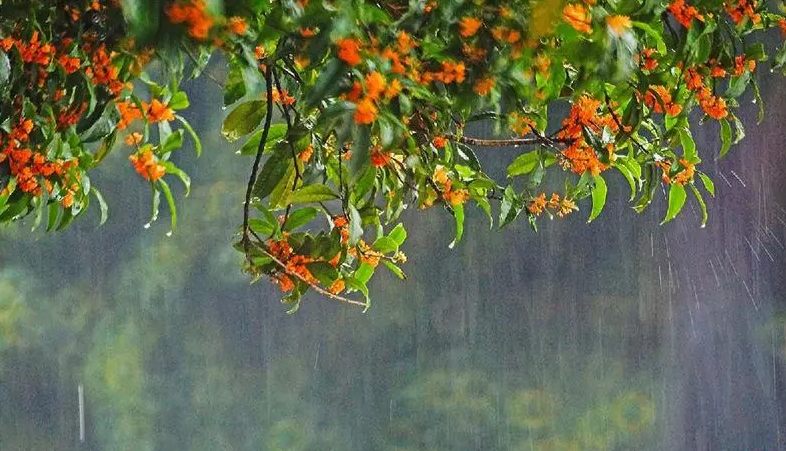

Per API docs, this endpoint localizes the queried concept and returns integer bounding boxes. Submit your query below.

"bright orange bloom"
[337,38,362,66]
[328,279,345,294]
[167,0,214,39]
[354,98,378,124]
[459,17,483,37]
[473,77,495,96]
[129,149,166,181]
[57,55,81,74]
[432,136,448,148]
[606,15,632,36]
[563,4,592,34]
[227,17,248,35]
[668,0,704,28]
[116,100,144,129]
[370,147,392,167]
[125,133,144,146]
[298,144,313,162]
[365,71,386,100]
[557,198,577,217]
[146,99,175,122]
[384,78,402,100]
[725,0,761,26]
[528,193,547,215]
[644,86,682,116]
[673,159,696,185]
[698,88,728,119]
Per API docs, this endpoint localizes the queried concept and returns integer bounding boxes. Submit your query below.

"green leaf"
[344,276,371,312]
[90,187,109,225]
[719,118,732,158]
[305,261,338,286]
[507,151,539,177]
[348,204,363,246]
[161,161,191,196]
[283,207,318,231]
[382,259,406,280]
[448,204,465,249]
[0,51,9,90]
[161,129,184,153]
[633,21,666,53]
[289,184,339,204]
[169,91,189,110]
[661,184,687,224]
[588,176,607,222]
[224,61,247,106]
[615,164,637,201]
[176,115,202,156]
[698,172,715,197]
[388,223,407,246]
[305,59,345,108]
[222,100,267,141]
[679,129,697,162]
[689,183,708,227]
[372,236,398,254]
[158,179,177,232]
[252,150,291,200]
[238,123,288,156]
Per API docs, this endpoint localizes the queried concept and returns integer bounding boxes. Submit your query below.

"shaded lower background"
[0,69,784,451]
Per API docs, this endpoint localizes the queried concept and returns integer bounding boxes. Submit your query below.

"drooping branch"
[247,230,367,308]
[242,62,275,256]
[447,134,573,148]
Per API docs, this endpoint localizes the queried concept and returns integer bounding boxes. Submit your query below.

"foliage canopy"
[0,0,783,310]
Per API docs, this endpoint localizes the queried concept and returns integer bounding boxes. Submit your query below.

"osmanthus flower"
[643,86,683,117]
[128,148,166,182]
[166,0,214,40]
[668,0,705,28]
[563,3,593,34]
[337,37,362,66]
[459,17,483,37]
[606,15,632,37]
[146,99,175,123]
[473,77,496,96]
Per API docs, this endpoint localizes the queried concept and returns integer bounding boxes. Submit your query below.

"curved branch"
[242,63,275,256]
[248,231,367,308]
[447,134,572,148]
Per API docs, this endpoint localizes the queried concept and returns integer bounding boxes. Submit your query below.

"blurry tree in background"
[1,0,786,309]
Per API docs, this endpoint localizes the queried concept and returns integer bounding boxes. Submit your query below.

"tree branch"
[247,230,366,308]
[242,63,275,257]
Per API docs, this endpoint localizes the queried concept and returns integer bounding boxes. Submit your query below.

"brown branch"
[446,134,572,148]
[242,63,275,257]
[248,231,367,308]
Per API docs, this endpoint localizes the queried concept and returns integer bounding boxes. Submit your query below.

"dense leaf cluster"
[1,0,784,310]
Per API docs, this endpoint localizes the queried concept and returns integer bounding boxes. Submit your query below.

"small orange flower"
[459,17,483,37]
[606,15,632,36]
[227,17,247,35]
[364,71,386,101]
[124,132,144,146]
[563,3,592,34]
[668,0,704,28]
[146,99,175,123]
[337,38,362,66]
[354,98,378,124]
[528,193,547,215]
[473,77,495,96]
[298,144,313,162]
[129,149,166,181]
[432,136,448,148]
[328,279,345,294]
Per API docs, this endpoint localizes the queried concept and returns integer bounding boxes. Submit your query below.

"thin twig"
[242,63,275,257]
[272,68,302,188]
[446,134,572,148]
[247,230,366,307]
